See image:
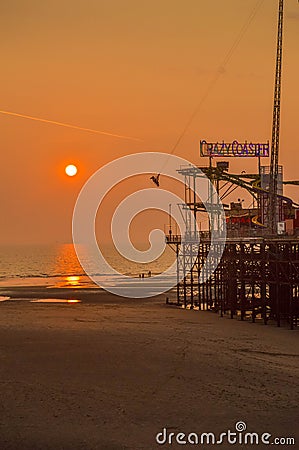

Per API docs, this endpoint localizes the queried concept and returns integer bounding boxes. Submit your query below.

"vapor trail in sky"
[0,109,142,141]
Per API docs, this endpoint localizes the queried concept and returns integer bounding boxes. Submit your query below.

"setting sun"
[65,164,78,177]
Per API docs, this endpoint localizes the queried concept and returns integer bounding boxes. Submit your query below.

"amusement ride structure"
[165,0,299,328]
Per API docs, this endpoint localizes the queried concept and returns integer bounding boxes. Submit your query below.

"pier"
[164,0,299,329]
[166,234,299,329]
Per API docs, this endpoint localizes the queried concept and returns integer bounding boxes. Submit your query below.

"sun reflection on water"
[66,275,80,286]
[30,299,81,304]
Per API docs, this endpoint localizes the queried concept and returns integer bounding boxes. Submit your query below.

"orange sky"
[0,0,298,244]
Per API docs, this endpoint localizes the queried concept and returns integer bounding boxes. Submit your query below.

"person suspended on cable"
[150,174,160,187]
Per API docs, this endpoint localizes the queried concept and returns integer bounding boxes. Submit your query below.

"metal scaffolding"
[166,235,299,329]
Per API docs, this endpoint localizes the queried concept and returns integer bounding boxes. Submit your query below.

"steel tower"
[269,0,284,234]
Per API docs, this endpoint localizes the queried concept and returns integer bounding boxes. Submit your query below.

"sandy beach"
[0,287,298,449]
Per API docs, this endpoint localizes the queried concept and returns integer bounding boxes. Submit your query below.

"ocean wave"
[0,271,174,280]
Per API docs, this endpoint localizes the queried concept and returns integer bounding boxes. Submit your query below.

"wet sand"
[0,287,298,449]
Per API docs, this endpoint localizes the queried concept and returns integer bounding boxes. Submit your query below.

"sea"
[0,243,176,291]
